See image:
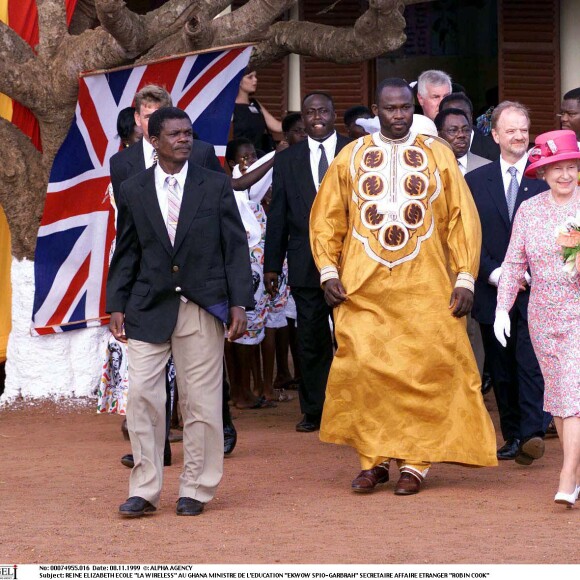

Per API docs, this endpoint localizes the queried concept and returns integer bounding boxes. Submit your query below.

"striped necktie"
[166,176,180,245]
[506,166,518,221]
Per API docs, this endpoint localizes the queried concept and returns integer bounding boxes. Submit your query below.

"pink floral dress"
[497,191,580,418]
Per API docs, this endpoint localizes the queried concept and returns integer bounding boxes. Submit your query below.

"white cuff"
[320,265,339,285]
[488,267,502,287]
[524,271,532,286]
[455,272,475,294]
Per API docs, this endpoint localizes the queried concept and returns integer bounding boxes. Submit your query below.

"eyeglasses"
[442,127,471,137]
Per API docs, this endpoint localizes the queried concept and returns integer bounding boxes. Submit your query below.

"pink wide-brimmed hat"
[524,129,580,178]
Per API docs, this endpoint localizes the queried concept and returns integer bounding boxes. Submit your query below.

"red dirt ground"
[0,393,578,564]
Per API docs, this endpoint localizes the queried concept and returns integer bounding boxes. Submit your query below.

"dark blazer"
[106,163,254,343]
[264,134,351,288]
[465,159,548,325]
[110,138,223,203]
[470,129,500,161]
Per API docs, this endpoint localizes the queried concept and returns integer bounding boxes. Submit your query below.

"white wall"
[561,0,580,94]
[1,258,108,403]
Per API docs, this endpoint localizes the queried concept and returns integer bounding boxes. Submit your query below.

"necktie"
[166,176,180,245]
[318,143,329,187]
[506,166,518,220]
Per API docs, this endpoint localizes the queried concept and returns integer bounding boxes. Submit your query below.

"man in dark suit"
[109,85,237,464]
[263,92,350,433]
[465,101,548,466]
[107,107,253,517]
[440,92,500,161]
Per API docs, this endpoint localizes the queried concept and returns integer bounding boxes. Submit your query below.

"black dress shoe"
[515,436,545,466]
[119,496,156,518]
[224,423,237,456]
[295,414,321,433]
[176,497,204,516]
[120,453,172,468]
[497,438,521,460]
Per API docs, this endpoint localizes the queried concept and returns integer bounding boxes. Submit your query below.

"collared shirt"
[488,153,529,287]
[143,138,156,169]
[457,153,468,176]
[499,153,528,197]
[308,132,337,190]
[154,162,189,223]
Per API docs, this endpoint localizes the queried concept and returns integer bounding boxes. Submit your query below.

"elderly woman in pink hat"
[494,129,580,507]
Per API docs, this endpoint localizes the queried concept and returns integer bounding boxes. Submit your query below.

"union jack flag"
[32,45,253,335]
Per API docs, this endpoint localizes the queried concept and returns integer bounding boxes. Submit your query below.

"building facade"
[250,0,579,137]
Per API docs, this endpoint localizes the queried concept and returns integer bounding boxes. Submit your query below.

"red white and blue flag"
[32,45,253,335]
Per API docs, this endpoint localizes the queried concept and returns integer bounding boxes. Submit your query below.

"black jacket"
[106,163,253,342]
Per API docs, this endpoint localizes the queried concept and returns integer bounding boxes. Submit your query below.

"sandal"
[273,388,294,402]
[236,396,278,409]
[258,396,277,408]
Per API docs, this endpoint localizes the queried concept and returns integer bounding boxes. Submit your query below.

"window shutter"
[252,59,289,120]
[498,0,560,136]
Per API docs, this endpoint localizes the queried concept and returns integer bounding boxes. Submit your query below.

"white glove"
[493,310,511,348]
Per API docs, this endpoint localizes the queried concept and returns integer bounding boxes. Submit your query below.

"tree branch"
[251,0,406,68]
[94,0,148,57]
[0,21,36,64]
[144,0,295,61]
[209,0,296,46]
[0,22,43,110]
[37,0,69,59]
[0,118,48,260]
[249,40,289,71]
[94,0,206,59]
[69,0,100,35]
[197,0,236,19]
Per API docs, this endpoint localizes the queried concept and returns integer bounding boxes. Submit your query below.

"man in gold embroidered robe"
[309,78,497,496]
